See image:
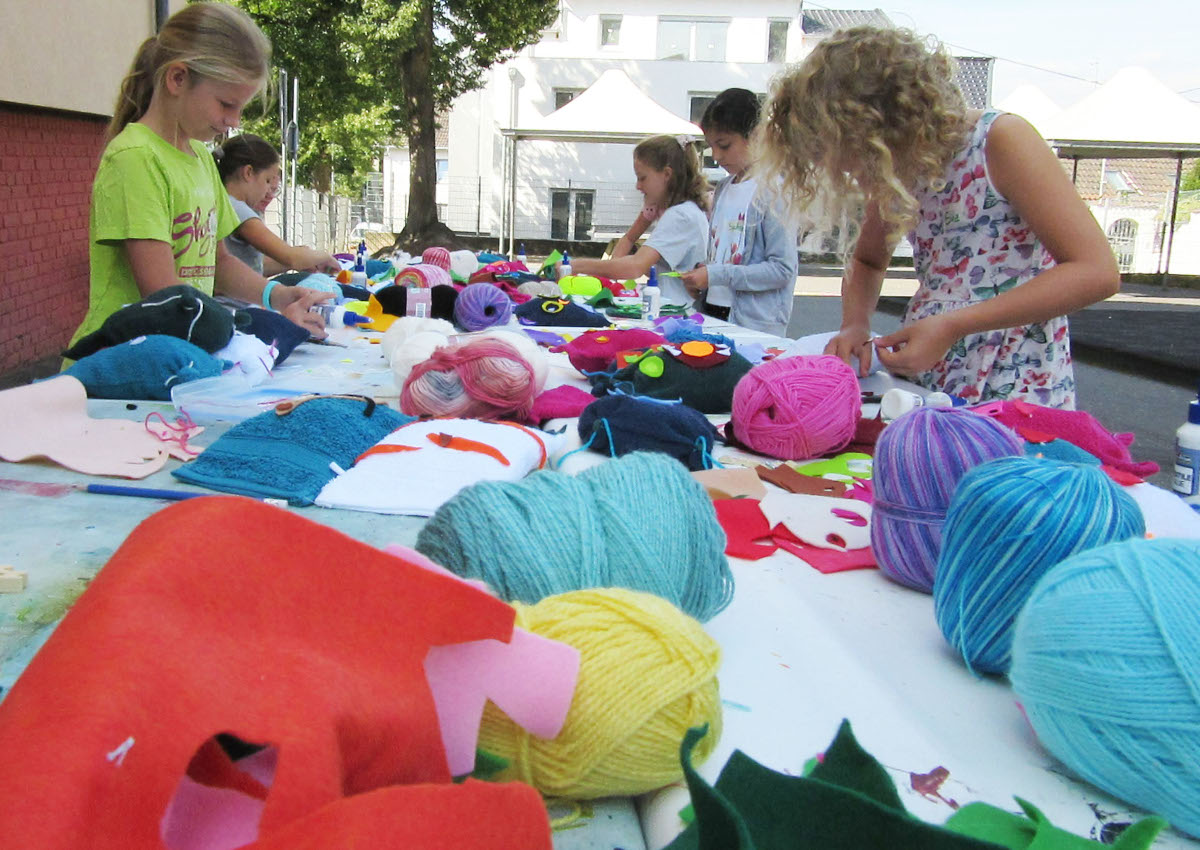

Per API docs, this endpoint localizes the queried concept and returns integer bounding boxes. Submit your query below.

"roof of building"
[800,8,892,34]
[952,56,993,111]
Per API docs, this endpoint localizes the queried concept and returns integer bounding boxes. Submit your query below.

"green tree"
[235,0,557,248]
[1183,159,1200,192]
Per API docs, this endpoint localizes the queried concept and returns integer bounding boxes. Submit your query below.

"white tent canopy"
[499,69,703,251]
[1041,66,1200,158]
[503,68,702,143]
[995,84,1061,137]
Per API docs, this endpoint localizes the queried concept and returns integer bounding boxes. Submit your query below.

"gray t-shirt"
[646,200,708,306]
[223,195,263,275]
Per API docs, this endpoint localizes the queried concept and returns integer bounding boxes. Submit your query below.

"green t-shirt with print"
[70,123,239,348]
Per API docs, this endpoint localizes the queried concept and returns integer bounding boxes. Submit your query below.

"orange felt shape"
[246,780,552,849]
[0,496,522,849]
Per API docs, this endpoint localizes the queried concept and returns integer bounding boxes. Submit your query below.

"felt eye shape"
[541,299,568,314]
[638,355,665,379]
[680,340,715,358]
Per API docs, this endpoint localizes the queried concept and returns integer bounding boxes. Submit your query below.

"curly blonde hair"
[634,135,710,213]
[755,26,970,241]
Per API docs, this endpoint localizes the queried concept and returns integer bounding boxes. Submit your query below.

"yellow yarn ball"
[477,587,723,800]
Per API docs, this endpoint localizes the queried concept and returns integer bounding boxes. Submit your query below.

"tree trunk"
[399,0,439,237]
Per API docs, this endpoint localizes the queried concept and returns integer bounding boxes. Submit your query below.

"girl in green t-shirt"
[69,2,330,350]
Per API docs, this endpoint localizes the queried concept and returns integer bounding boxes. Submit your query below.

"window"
[550,189,595,241]
[657,18,729,61]
[767,19,789,63]
[554,88,583,110]
[1107,219,1137,273]
[541,1,565,40]
[600,15,621,46]
[436,159,448,183]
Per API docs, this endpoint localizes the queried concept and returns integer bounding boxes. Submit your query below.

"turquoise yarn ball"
[934,456,1144,675]
[414,451,734,621]
[1010,538,1200,837]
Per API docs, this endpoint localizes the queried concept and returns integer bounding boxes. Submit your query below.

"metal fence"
[262,186,355,254]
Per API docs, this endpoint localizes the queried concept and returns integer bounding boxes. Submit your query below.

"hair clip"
[676,134,694,149]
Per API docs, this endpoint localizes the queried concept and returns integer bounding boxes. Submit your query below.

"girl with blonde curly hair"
[565,135,709,308]
[758,26,1118,408]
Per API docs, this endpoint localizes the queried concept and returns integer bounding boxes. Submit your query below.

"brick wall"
[0,103,106,374]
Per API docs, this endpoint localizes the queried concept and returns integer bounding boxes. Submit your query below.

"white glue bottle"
[642,266,661,321]
[560,251,572,279]
[517,243,528,265]
[1172,385,1200,508]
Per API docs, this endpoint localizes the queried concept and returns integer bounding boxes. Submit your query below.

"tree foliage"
[232,0,557,215]
[1183,158,1200,193]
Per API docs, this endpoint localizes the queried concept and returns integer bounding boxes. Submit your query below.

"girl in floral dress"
[757,26,1118,407]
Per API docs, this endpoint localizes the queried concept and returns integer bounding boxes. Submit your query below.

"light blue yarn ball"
[1010,537,1200,837]
[933,456,1144,675]
[414,451,734,621]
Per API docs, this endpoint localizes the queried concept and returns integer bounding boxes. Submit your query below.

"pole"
[278,69,288,242]
[290,75,299,244]
[509,139,518,257]
[1163,155,1183,282]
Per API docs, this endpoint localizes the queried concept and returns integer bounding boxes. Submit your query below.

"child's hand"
[824,324,875,377]
[873,315,957,375]
[299,248,341,275]
[680,266,708,299]
[272,285,333,339]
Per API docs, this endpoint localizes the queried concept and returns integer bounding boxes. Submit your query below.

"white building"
[383,5,993,249]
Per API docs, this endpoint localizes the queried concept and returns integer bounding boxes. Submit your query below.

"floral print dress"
[906,110,1075,408]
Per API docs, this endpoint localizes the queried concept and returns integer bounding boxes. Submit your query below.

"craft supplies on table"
[1,313,1199,849]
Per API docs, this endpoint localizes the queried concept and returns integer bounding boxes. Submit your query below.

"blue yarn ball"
[414,451,734,621]
[934,456,1144,675]
[1010,538,1200,837]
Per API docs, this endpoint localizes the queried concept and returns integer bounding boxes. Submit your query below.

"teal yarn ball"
[934,456,1144,675]
[1010,538,1200,837]
[415,451,734,621]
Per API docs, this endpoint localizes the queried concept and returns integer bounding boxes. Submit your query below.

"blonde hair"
[756,26,970,241]
[108,2,271,143]
[634,135,710,213]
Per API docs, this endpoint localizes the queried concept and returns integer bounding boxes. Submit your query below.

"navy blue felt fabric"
[577,394,719,472]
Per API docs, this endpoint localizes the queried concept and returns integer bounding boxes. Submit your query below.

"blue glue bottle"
[517,242,528,265]
[312,304,369,327]
[641,266,661,321]
[1172,383,1200,508]
[354,240,367,272]
[560,251,572,279]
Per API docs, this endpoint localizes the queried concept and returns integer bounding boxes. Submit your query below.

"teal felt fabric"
[173,397,413,505]
[63,335,229,401]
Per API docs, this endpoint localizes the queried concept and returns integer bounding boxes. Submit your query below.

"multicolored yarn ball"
[453,282,514,331]
[396,263,452,288]
[400,336,537,421]
[1010,537,1200,837]
[421,246,452,271]
[476,586,722,799]
[729,354,859,460]
[934,455,1145,674]
[871,407,1024,592]
[415,451,734,622]
[478,328,547,393]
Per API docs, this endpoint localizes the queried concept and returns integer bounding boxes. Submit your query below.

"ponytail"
[107,36,160,142]
[106,3,271,145]
[213,133,281,183]
[634,135,710,213]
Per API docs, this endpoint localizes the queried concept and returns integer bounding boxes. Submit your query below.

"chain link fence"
[262,187,354,255]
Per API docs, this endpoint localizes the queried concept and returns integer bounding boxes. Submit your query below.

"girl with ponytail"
[68,2,329,357]
[563,135,709,308]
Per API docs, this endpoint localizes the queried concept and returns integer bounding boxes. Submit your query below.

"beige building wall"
[1,0,185,116]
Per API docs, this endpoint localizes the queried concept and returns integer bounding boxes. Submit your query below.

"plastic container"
[879,388,960,421]
[311,304,369,327]
[354,240,367,272]
[1172,385,1200,506]
[517,243,528,265]
[641,267,661,321]
[560,251,572,279]
[170,373,293,423]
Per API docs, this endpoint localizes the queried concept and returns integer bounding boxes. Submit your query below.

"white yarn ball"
[449,250,481,282]
[380,316,455,364]
[391,330,456,390]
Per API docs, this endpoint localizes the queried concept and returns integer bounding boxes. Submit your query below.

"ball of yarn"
[415,451,734,622]
[730,355,859,460]
[871,407,1023,592]
[1010,538,1200,837]
[421,246,451,271]
[449,249,481,282]
[380,316,455,364]
[454,282,514,331]
[478,328,547,393]
[396,263,452,288]
[400,336,537,421]
[477,587,722,799]
[934,456,1144,674]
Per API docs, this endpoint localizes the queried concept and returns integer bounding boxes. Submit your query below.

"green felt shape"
[606,304,643,318]
[665,723,1006,850]
[639,355,665,378]
[455,748,511,783]
[944,798,1166,850]
[793,453,874,481]
[807,719,905,812]
[587,288,615,307]
[541,249,563,274]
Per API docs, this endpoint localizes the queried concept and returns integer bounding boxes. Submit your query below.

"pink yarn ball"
[400,337,537,421]
[422,246,452,271]
[731,355,860,460]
